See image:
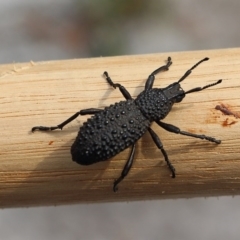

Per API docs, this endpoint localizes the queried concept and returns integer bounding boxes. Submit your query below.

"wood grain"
[0,48,239,208]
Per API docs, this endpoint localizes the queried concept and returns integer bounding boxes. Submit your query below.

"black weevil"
[32,57,222,192]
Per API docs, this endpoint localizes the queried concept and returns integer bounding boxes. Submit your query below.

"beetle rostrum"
[32,57,222,192]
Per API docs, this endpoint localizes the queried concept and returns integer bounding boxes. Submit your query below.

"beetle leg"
[103,71,132,100]
[145,57,172,91]
[31,108,102,132]
[113,144,136,192]
[156,120,221,144]
[148,127,175,178]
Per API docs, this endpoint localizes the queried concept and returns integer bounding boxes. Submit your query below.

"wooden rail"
[0,48,239,207]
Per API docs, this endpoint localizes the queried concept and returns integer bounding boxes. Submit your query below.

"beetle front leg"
[32,108,102,132]
[145,57,172,91]
[113,144,136,192]
[156,120,221,144]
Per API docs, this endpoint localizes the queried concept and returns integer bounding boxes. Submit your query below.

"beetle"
[32,57,222,192]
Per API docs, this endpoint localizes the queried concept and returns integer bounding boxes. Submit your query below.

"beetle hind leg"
[31,108,102,132]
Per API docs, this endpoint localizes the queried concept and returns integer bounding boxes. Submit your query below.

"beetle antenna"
[185,79,222,95]
[178,57,209,84]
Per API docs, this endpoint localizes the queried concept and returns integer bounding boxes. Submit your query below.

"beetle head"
[163,82,185,103]
[164,79,222,104]
[162,57,222,104]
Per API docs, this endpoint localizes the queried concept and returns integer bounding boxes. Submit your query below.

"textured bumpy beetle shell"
[135,88,174,121]
[71,100,150,165]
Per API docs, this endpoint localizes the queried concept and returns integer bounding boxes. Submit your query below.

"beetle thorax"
[135,88,174,121]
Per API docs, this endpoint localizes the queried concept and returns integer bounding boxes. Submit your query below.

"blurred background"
[0,0,240,239]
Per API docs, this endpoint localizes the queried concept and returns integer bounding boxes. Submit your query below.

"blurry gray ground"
[1,1,240,239]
